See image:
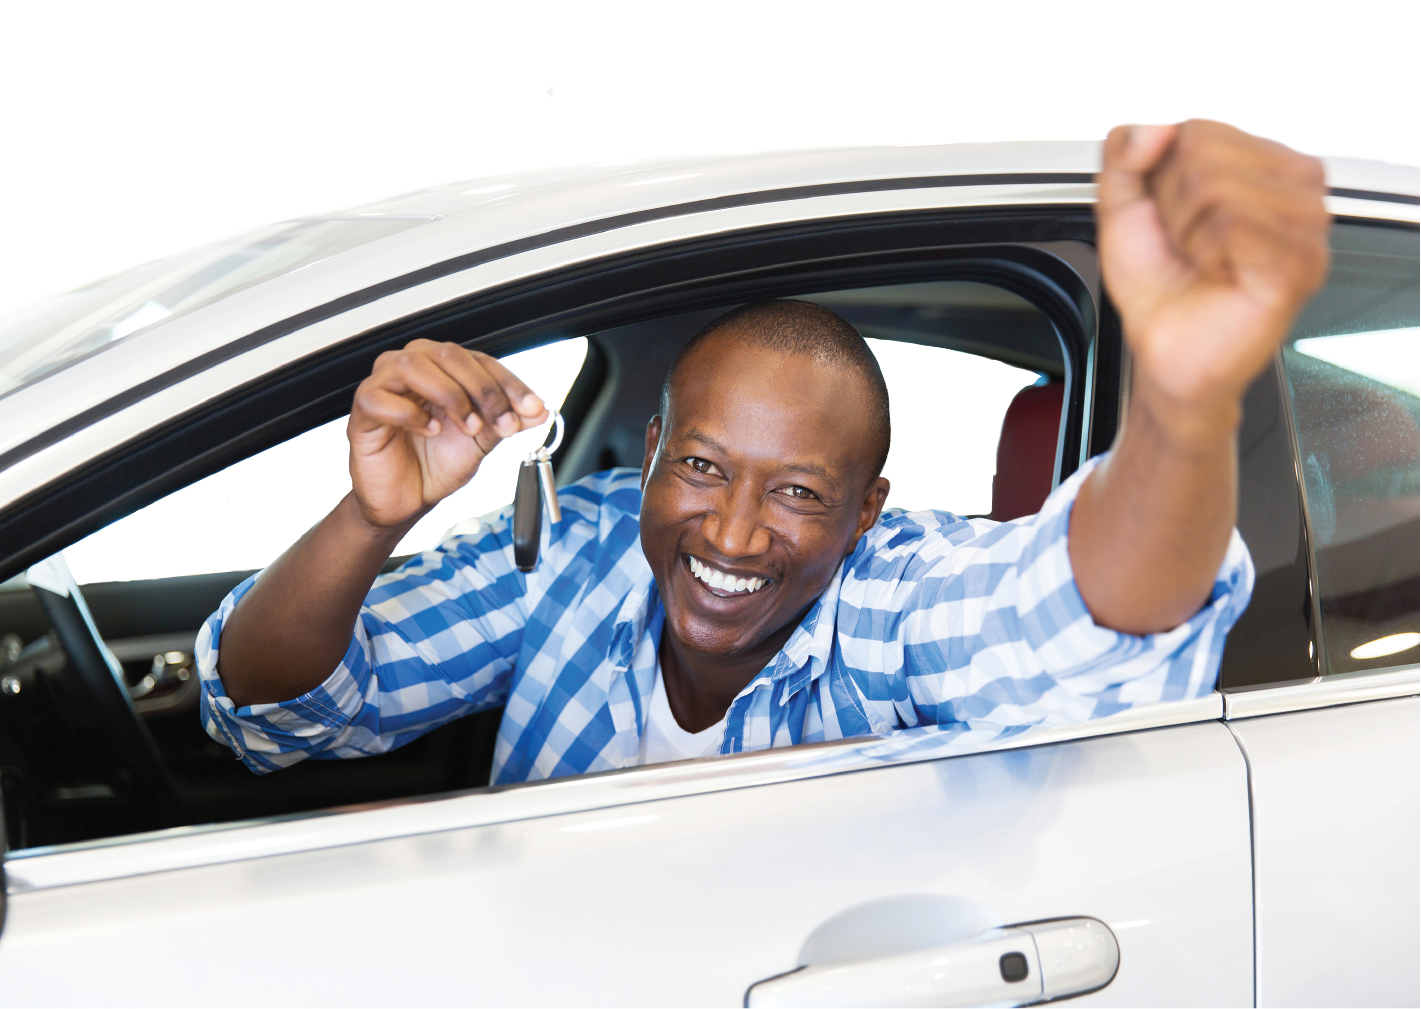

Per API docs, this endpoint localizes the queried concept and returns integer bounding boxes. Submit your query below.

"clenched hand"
[1071,121,1331,635]
[219,340,548,705]
[348,340,549,528]
[1097,121,1330,437]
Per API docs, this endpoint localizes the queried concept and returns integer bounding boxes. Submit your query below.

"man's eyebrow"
[678,428,729,454]
[677,428,834,482]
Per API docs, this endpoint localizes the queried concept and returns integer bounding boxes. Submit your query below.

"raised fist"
[1096,120,1330,439]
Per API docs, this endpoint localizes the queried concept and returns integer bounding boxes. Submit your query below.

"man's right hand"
[348,340,549,528]
[216,340,549,707]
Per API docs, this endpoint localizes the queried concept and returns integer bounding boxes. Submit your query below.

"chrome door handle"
[745,917,1119,1008]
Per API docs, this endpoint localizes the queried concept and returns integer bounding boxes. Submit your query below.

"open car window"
[811,282,1063,516]
[63,339,589,585]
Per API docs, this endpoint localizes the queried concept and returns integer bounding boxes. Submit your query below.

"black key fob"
[511,408,564,573]
[513,459,542,573]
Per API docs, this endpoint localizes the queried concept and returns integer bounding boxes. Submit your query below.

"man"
[198,121,1330,782]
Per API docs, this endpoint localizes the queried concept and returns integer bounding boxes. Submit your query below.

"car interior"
[0,275,1073,853]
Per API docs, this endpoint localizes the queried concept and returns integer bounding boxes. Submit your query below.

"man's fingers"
[1151,126,1326,255]
[1153,121,1323,212]
[360,339,552,449]
[471,352,548,424]
[351,385,434,438]
[1159,168,1320,260]
[1097,124,1178,214]
[379,351,482,437]
[425,346,538,437]
[1145,123,1329,297]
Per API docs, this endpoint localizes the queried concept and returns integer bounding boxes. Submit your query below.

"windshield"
[0,215,435,400]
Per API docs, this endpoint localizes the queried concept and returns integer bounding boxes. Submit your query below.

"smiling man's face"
[639,334,891,661]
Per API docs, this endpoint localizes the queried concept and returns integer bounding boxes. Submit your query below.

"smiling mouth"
[686,555,772,596]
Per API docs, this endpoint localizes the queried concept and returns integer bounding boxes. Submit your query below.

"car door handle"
[745,917,1119,1008]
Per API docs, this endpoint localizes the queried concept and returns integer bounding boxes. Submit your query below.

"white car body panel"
[1230,697,1421,1007]
[0,722,1252,1007]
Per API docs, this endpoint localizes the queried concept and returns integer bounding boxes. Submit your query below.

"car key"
[513,408,564,572]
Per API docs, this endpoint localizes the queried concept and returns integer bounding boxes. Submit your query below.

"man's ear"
[851,476,891,549]
[641,415,663,491]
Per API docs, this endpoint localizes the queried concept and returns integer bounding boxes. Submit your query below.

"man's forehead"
[665,341,879,476]
[670,334,859,400]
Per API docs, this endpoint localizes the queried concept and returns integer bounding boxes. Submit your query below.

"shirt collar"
[608,543,658,669]
[759,559,844,703]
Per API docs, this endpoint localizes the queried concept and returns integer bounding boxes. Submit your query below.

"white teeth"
[687,557,767,594]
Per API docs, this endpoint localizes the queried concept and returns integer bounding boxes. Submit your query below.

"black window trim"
[1274,348,1327,683]
[1326,187,1420,207]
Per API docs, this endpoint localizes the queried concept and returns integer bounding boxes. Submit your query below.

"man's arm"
[1070,121,1330,635]
[217,341,548,707]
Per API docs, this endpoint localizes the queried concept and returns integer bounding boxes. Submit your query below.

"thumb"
[1096,124,1177,217]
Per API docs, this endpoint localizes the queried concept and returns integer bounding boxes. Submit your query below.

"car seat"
[989,381,1064,522]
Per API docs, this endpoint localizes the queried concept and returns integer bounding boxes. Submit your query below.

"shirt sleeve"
[865,454,1255,734]
[197,502,536,774]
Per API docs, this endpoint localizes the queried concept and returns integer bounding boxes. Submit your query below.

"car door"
[0,709,1252,1007]
[0,183,1261,1006]
[1220,219,1420,1008]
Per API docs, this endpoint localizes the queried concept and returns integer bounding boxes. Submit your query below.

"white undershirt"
[638,661,727,766]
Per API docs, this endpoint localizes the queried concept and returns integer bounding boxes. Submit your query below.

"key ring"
[533,408,565,459]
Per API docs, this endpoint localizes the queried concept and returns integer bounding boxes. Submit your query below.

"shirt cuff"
[196,572,373,773]
[1011,454,1256,704]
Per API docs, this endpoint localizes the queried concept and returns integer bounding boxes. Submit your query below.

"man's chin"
[665,613,771,659]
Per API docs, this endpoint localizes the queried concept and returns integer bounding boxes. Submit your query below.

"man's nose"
[702,482,771,558]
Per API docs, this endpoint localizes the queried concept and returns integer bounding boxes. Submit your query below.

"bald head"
[660,300,892,474]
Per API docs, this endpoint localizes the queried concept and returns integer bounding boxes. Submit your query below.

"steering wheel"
[28,557,181,831]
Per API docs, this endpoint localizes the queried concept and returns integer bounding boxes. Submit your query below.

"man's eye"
[685,457,721,476]
[778,485,819,501]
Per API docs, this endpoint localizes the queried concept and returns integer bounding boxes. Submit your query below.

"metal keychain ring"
[539,408,565,457]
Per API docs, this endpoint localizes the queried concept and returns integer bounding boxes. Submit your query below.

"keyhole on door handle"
[999,951,1030,983]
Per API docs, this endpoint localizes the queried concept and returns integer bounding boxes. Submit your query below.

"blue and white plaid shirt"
[197,459,1254,785]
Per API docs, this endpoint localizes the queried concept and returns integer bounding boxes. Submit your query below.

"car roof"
[0,140,1415,477]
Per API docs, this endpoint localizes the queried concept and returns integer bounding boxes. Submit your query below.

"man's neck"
[658,616,803,734]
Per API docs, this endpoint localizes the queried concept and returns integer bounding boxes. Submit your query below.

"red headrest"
[989,381,1064,522]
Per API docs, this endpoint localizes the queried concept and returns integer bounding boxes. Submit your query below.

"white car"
[0,143,1415,1007]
